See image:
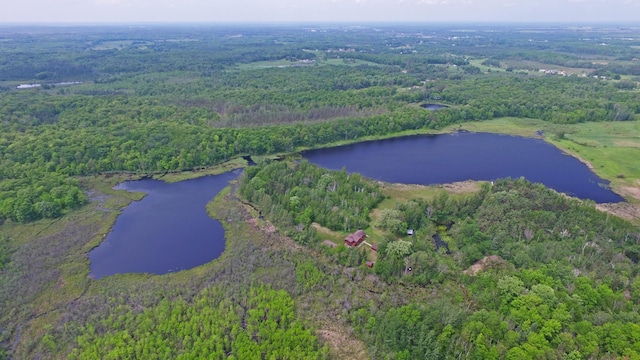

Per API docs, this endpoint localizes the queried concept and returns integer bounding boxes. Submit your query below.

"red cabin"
[366,261,374,268]
[345,230,366,247]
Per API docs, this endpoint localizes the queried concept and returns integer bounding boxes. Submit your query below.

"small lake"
[421,103,448,110]
[302,132,624,203]
[89,170,240,279]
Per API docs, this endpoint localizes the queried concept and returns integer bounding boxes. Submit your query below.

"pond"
[302,132,624,203]
[89,170,240,279]
[421,103,449,110]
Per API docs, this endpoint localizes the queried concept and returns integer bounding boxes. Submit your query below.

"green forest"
[2,25,640,224]
[70,286,327,359]
[1,23,640,359]
[240,162,640,359]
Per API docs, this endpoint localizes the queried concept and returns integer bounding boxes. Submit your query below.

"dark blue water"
[421,103,448,110]
[89,170,240,279]
[303,133,624,203]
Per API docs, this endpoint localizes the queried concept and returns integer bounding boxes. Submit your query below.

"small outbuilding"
[345,230,366,247]
[366,261,374,268]
[371,244,378,252]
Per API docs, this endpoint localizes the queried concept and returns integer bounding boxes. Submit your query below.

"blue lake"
[89,170,240,279]
[90,132,623,278]
[421,103,449,110]
[303,132,624,204]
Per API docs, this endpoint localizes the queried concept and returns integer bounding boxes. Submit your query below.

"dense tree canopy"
[240,160,383,244]
[70,286,327,359]
[239,161,640,359]
[2,23,640,360]
[1,24,639,224]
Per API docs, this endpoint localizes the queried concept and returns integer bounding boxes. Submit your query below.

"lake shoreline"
[302,131,623,203]
[80,118,640,253]
[88,170,241,278]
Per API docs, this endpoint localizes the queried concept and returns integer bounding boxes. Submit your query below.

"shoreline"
[74,118,640,224]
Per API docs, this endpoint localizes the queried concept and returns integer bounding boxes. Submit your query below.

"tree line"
[2,24,639,225]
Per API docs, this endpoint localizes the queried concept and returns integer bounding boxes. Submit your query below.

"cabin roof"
[345,230,366,246]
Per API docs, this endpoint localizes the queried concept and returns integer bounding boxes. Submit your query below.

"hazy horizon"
[2,0,640,24]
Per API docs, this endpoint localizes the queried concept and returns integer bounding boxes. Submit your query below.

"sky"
[1,0,640,24]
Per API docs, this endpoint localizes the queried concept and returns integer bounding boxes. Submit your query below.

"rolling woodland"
[1,24,640,359]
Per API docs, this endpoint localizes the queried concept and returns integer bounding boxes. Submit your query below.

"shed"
[366,261,374,268]
[371,244,378,252]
